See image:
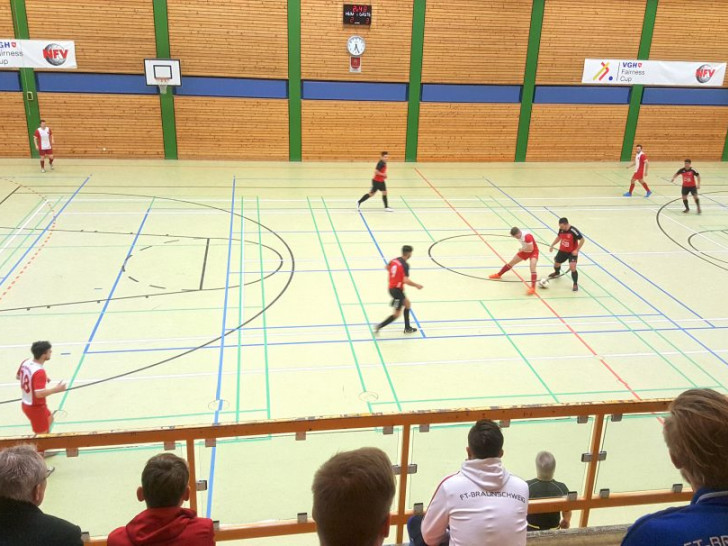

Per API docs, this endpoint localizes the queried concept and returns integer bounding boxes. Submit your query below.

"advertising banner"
[0,39,77,69]
[582,59,725,87]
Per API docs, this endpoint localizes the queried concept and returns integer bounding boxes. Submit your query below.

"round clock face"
[347,35,366,56]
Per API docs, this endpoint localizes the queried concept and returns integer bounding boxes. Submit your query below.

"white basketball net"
[158,78,170,94]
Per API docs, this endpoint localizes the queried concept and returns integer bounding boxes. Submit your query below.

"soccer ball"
[538,278,550,289]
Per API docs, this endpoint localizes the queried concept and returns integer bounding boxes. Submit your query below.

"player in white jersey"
[16,341,66,434]
[33,119,55,173]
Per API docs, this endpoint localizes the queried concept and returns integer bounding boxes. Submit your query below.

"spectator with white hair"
[526,451,572,531]
[0,444,83,545]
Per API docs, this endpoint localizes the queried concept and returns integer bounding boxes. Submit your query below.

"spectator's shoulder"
[41,512,83,544]
[621,506,683,546]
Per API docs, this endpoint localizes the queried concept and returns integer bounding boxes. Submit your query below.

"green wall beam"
[621,0,659,161]
[514,0,545,162]
[152,0,178,159]
[405,0,426,162]
[10,0,40,158]
[287,0,302,161]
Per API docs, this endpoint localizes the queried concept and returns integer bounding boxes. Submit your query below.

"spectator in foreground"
[312,447,396,546]
[622,389,728,545]
[527,451,572,531]
[0,444,83,546]
[409,419,528,546]
[107,453,214,546]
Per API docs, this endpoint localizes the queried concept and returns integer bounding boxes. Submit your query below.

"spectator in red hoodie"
[107,453,214,546]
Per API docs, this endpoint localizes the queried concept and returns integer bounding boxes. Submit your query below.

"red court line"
[414,168,642,401]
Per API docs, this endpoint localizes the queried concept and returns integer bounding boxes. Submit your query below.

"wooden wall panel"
[651,0,728,87]
[175,97,289,160]
[301,100,406,160]
[0,1,14,37]
[168,0,288,78]
[635,106,728,161]
[26,0,155,73]
[537,0,644,84]
[37,94,163,157]
[301,0,412,82]
[0,93,30,157]
[527,104,628,161]
[422,0,532,84]
[418,104,520,161]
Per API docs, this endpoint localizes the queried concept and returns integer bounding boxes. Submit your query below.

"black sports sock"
[554,266,561,274]
[377,315,396,330]
[695,198,700,210]
[571,270,578,284]
[683,199,689,211]
[358,193,371,205]
[404,309,411,329]
[383,194,389,208]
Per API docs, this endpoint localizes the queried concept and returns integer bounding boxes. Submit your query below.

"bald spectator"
[527,451,572,531]
[622,389,728,545]
[312,447,396,546]
[0,444,82,546]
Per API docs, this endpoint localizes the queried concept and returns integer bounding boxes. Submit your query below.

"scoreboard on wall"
[343,4,372,25]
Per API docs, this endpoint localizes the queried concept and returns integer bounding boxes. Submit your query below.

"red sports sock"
[628,183,635,193]
[498,264,512,276]
[531,272,537,288]
[641,182,650,191]
[40,160,44,168]
[49,157,54,165]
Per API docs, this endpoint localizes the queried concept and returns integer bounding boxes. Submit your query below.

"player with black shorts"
[374,245,423,334]
[548,217,585,292]
[671,159,701,214]
[357,151,393,211]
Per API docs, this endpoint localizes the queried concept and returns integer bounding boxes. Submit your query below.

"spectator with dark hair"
[107,453,214,545]
[0,444,83,546]
[409,419,528,545]
[622,389,728,545]
[527,451,572,531]
[312,447,396,546]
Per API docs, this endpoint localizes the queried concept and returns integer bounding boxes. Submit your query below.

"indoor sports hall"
[1,1,727,545]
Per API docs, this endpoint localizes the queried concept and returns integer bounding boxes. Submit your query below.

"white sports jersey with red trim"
[35,127,52,150]
[17,359,47,406]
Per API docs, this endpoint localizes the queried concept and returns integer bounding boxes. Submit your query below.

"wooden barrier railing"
[0,399,691,544]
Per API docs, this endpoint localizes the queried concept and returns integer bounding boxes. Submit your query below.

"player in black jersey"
[357,151,393,211]
[548,218,585,291]
[671,159,701,214]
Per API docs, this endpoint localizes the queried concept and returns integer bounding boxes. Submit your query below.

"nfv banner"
[582,59,725,87]
[0,39,77,69]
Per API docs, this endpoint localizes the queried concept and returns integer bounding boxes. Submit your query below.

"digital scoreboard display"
[343,4,372,25]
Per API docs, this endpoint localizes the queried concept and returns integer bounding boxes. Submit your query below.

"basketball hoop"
[157,78,171,94]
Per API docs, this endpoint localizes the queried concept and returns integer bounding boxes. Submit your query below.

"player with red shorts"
[624,144,651,197]
[489,227,540,295]
[374,245,423,334]
[33,119,55,173]
[17,341,67,434]
[671,159,701,214]
[548,217,585,292]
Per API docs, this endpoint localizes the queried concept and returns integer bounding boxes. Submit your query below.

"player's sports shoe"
[357,201,361,209]
[697,208,702,214]
[373,325,381,335]
[403,326,418,334]
[40,168,46,173]
[526,287,536,295]
[384,207,394,212]
[547,271,560,279]
[573,283,579,292]
[488,273,501,279]
[683,208,689,213]
[645,190,652,198]
[50,164,54,170]
[622,192,631,197]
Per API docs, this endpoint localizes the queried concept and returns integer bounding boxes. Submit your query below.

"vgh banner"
[0,39,77,69]
[582,59,725,87]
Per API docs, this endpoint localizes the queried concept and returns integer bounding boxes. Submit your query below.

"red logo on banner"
[43,43,69,66]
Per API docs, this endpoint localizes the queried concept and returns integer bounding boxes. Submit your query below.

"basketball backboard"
[144,59,181,93]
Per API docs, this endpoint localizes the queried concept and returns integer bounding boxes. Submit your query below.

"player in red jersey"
[548,217,585,292]
[671,159,701,214]
[357,151,394,211]
[374,245,423,334]
[16,341,67,435]
[489,227,539,295]
[624,144,651,197]
[33,120,55,173]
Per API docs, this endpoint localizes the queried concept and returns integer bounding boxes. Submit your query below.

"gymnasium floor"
[1,158,727,542]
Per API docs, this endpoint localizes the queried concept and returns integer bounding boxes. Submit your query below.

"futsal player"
[671,159,701,214]
[489,227,539,295]
[374,245,423,334]
[624,144,651,197]
[16,341,67,435]
[548,217,585,292]
[33,120,55,173]
[357,151,394,211]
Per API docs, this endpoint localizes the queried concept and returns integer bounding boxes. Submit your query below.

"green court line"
[10,0,40,158]
[723,122,728,161]
[152,0,178,159]
[320,198,402,411]
[287,0,302,161]
[478,300,559,402]
[404,0,426,162]
[620,0,659,161]
[236,198,245,421]
[400,196,436,242]
[256,197,272,419]
[305,197,372,411]
[0,195,48,251]
[0,198,62,272]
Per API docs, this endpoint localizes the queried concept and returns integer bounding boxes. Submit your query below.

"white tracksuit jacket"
[421,457,528,546]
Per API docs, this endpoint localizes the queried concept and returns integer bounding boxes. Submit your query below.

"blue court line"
[0,175,91,289]
[207,176,237,519]
[357,210,425,336]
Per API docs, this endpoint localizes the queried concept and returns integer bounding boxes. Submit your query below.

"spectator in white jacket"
[408,419,528,546]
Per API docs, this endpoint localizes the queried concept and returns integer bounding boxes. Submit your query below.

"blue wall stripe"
[175,76,287,99]
[36,73,155,94]
[302,80,407,101]
[0,72,21,92]
[534,86,631,104]
[642,87,728,106]
[421,84,521,103]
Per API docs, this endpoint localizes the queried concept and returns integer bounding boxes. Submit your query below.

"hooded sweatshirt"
[107,507,215,546]
[421,457,528,546]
